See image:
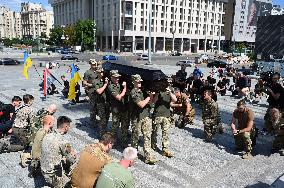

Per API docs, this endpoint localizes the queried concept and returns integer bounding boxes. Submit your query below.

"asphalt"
[0,58,283,188]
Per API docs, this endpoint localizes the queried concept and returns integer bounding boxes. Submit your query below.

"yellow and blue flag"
[68,64,81,100]
[22,51,33,79]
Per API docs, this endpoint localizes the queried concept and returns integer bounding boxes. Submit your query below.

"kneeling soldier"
[231,100,254,159]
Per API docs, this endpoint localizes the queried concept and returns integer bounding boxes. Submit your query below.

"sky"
[0,0,283,13]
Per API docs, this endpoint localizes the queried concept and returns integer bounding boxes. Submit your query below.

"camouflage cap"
[89,59,98,65]
[96,67,104,73]
[132,74,143,82]
[110,70,121,77]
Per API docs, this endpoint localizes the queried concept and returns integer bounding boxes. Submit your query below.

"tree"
[64,25,76,46]
[236,42,246,54]
[48,26,64,46]
[75,19,96,50]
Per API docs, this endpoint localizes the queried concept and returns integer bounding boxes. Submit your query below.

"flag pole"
[44,63,47,100]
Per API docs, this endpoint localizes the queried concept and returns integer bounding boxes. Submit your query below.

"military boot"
[20,152,31,168]
[242,152,253,160]
[162,149,174,158]
[145,156,158,165]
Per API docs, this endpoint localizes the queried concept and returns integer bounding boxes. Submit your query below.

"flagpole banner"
[22,51,33,79]
[68,64,81,101]
[43,68,47,96]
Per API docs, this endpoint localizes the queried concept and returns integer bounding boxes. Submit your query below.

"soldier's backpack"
[29,108,49,144]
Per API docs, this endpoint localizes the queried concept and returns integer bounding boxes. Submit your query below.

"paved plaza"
[0,58,283,188]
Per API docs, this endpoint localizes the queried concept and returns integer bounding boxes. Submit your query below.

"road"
[0,55,283,188]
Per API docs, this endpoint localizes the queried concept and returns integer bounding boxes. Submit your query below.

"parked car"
[138,54,149,60]
[176,60,194,67]
[102,55,118,60]
[207,60,231,68]
[171,52,182,56]
[236,68,255,75]
[0,58,21,65]
[61,55,79,60]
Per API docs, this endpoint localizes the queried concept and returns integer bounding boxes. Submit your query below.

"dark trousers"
[0,120,13,134]
[9,127,30,152]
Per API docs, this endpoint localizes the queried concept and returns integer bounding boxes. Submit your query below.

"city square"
[0,0,284,187]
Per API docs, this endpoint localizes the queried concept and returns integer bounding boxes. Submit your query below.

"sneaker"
[242,152,253,160]
[162,149,174,158]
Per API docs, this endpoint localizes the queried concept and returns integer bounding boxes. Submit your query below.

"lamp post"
[93,26,97,52]
[146,0,152,65]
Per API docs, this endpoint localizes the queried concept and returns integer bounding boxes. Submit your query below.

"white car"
[176,60,194,67]
[200,54,209,61]
[138,54,149,60]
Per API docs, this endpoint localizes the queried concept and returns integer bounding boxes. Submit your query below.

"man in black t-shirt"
[264,73,284,133]
[0,96,22,134]
[190,75,204,102]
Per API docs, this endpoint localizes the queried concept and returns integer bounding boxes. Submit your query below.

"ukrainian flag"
[22,51,33,79]
[68,64,81,100]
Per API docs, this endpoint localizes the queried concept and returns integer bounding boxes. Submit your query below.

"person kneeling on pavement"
[30,115,55,177]
[171,87,195,129]
[202,90,224,142]
[95,147,137,188]
[270,108,284,155]
[71,133,115,188]
[40,116,77,188]
[231,100,255,159]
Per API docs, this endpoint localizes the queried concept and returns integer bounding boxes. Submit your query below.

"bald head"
[47,104,57,115]
[43,115,55,130]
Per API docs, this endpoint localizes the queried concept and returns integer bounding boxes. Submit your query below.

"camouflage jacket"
[40,129,76,173]
[13,104,35,129]
[202,99,221,123]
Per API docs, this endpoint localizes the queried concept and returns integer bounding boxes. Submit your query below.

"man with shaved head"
[30,115,55,177]
[29,104,57,146]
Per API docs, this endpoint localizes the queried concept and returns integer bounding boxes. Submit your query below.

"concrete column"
[153,36,156,52]
[111,30,114,50]
[132,36,135,53]
[197,39,200,52]
[118,30,121,51]
[189,38,192,53]
[163,37,166,53]
[204,38,207,52]
[105,35,108,50]
[181,38,184,52]
[100,35,103,50]
[143,36,145,53]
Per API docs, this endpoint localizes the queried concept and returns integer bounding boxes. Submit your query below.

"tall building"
[21,2,54,39]
[48,0,93,26]
[0,6,22,39]
[49,0,227,53]
[224,0,273,44]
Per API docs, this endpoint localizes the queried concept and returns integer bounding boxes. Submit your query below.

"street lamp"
[145,0,152,65]
[93,26,96,52]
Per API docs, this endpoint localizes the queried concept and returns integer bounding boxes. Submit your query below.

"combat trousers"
[152,117,171,151]
[264,108,273,133]
[111,111,129,145]
[131,117,156,161]
[203,119,218,140]
[9,127,30,151]
[272,131,284,151]
[89,93,97,126]
[96,103,110,137]
[234,132,252,153]
[30,159,41,176]
[43,170,70,188]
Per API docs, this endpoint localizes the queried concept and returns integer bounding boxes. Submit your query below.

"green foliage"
[46,19,96,49]
[236,42,246,53]
[48,26,64,46]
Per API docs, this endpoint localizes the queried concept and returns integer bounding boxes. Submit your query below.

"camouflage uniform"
[152,90,173,156]
[108,81,129,146]
[173,93,195,128]
[130,78,156,163]
[83,68,98,126]
[93,77,110,137]
[12,104,35,150]
[30,128,49,176]
[272,117,284,155]
[41,130,76,188]
[202,98,222,141]
[29,108,51,146]
[233,108,254,154]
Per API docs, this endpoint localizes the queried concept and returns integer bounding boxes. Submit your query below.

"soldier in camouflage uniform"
[92,68,110,137]
[83,59,101,127]
[202,90,223,142]
[151,84,177,158]
[108,70,129,147]
[41,116,77,188]
[171,87,195,129]
[231,100,254,159]
[11,94,35,167]
[130,74,157,165]
[270,108,284,155]
[29,104,57,146]
[30,115,55,177]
